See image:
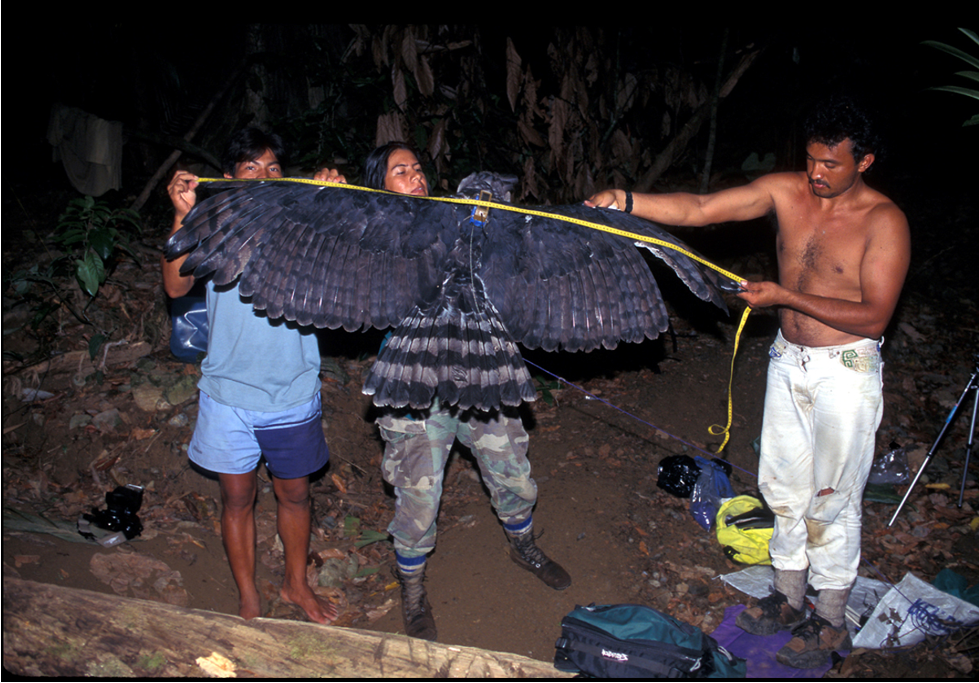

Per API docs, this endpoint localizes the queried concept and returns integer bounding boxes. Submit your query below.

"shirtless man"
[164,128,344,624]
[587,95,910,668]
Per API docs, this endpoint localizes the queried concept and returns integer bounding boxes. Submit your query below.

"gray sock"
[815,587,851,629]
[774,569,808,611]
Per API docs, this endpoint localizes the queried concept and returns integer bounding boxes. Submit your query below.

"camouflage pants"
[378,401,537,559]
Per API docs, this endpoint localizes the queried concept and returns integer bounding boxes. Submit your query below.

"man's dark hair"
[803,94,881,166]
[363,141,416,190]
[221,128,288,176]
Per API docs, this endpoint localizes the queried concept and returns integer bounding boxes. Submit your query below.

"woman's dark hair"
[221,128,288,176]
[363,141,416,190]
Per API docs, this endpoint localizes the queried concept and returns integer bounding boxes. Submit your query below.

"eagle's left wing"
[477,202,734,354]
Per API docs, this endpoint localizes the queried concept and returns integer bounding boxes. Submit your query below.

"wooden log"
[2,577,567,678]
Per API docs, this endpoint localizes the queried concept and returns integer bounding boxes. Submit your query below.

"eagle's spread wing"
[166,178,733,411]
[169,181,453,332]
[479,203,732,355]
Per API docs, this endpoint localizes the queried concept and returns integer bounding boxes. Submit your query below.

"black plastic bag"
[867,443,910,485]
[657,455,701,498]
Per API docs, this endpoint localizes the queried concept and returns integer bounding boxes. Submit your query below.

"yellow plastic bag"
[715,495,773,565]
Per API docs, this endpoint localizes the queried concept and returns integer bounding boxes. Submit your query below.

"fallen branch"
[20,341,152,376]
[637,47,762,192]
[129,66,243,214]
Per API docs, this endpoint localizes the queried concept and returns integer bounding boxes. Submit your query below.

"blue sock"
[503,516,533,536]
[395,552,427,574]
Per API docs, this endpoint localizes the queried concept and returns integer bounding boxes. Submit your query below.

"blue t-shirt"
[198,279,321,412]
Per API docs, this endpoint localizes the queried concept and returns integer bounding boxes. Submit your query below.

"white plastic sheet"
[851,572,979,649]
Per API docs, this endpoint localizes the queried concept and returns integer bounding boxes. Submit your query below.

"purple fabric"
[710,605,839,678]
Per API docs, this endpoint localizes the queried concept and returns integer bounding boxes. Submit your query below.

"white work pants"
[759,330,883,592]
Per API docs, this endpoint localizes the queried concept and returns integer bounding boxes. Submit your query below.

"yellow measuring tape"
[708,306,752,453]
[199,177,752,453]
[199,178,745,283]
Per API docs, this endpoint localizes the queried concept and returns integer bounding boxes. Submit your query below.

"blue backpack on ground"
[554,603,746,678]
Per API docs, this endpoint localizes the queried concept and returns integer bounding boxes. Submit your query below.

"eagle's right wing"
[166,181,458,332]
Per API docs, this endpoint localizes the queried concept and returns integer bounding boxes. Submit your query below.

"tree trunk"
[2,577,566,678]
[637,47,761,192]
[129,67,242,214]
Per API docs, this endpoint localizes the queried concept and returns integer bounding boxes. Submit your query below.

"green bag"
[554,603,746,678]
[715,495,773,565]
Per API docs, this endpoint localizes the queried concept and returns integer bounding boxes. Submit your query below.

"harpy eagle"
[166,172,736,411]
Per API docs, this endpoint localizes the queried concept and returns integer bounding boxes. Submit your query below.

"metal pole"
[957,383,978,508]
[888,367,978,527]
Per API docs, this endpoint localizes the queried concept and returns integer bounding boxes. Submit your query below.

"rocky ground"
[3,180,977,678]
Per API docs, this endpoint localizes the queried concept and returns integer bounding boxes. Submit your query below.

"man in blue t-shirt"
[163,128,345,624]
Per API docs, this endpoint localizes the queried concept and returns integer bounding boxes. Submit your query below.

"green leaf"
[923,39,979,70]
[114,209,143,232]
[354,529,390,548]
[930,85,979,101]
[958,28,979,48]
[68,196,95,212]
[3,507,92,544]
[90,228,115,261]
[343,515,361,537]
[31,302,59,329]
[76,252,105,297]
[52,228,86,246]
[925,30,979,126]
[88,334,106,360]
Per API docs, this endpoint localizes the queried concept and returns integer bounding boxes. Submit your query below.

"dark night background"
[7,24,976,198]
[8,23,975,319]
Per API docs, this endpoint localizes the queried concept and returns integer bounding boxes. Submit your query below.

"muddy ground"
[3,179,977,678]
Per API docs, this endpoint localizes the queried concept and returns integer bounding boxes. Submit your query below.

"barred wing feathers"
[367,275,535,411]
[514,204,731,314]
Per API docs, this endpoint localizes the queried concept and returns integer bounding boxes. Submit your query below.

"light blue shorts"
[188,392,328,479]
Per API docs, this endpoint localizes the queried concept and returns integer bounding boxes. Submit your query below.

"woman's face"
[384,149,429,196]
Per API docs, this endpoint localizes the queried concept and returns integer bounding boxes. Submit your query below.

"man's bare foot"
[238,589,261,620]
[281,581,338,624]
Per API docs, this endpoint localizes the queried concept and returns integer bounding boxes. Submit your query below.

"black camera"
[89,484,144,540]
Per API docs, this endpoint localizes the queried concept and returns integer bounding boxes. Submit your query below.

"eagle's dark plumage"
[166,173,735,411]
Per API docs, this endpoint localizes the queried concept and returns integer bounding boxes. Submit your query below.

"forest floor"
[3,181,978,678]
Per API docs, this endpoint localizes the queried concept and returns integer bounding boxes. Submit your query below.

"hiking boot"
[507,529,571,590]
[397,567,437,641]
[735,590,806,635]
[776,613,851,669]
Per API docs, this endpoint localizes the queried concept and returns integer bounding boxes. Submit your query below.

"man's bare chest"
[776,222,867,295]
